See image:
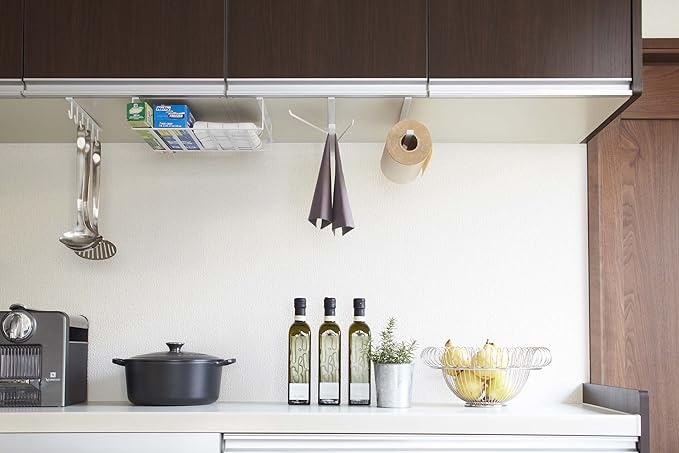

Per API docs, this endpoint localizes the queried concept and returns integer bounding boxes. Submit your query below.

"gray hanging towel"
[331,133,354,236]
[308,133,333,229]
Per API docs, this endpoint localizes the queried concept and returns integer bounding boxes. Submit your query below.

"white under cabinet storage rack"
[133,97,272,153]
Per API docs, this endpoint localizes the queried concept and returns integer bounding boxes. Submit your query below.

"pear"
[471,340,509,380]
[485,372,513,402]
[442,340,471,375]
[454,370,485,401]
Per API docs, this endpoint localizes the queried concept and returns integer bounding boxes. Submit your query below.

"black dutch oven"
[113,342,236,406]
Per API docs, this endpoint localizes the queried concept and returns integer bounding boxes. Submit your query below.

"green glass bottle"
[318,297,341,405]
[288,298,311,405]
[348,298,371,405]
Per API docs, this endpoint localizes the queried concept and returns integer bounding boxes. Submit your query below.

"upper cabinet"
[22,0,226,96]
[0,0,24,96]
[226,0,428,96]
[428,0,639,99]
[429,0,632,78]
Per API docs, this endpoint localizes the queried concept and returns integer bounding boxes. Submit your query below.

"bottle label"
[289,332,310,384]
[319,382,340,400]
[350,331,370,384]
[289,383,309,401]
[320,332,340,381]
[350,383,370,402]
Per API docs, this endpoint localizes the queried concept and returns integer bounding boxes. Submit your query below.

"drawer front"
[0,433,221,453]
[223,434,638,452]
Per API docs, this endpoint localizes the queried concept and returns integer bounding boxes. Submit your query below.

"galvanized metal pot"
[374,363,414,408]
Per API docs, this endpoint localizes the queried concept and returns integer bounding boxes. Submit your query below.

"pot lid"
[126,342,222,363]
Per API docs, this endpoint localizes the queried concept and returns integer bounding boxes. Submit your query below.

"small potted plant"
[369,318,417,408]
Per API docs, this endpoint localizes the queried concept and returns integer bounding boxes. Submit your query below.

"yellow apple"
[471,340,509,380]
[454,370,485,401]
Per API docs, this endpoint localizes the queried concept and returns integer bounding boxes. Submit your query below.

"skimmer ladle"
[75,139,117,260]
[60,125,102,251]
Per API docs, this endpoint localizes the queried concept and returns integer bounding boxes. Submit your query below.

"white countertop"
[0,402,640,437]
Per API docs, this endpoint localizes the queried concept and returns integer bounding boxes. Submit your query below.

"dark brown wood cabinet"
[0,0,23,79]
[227,0,427,79]
[430,0,634,79]
[23,0,225,79]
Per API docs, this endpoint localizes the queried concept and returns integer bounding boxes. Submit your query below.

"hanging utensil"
[60,125,102,251]
[75,139,117,260]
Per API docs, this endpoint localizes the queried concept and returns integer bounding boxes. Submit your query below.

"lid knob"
[166,342,184,353]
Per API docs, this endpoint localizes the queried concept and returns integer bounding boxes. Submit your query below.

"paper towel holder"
[398,97,417,150]
[288,97,355,142]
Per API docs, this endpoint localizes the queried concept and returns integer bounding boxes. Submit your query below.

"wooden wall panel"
[622,65,679,120]
[589,117,679,453]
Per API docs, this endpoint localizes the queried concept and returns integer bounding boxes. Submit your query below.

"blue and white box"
[153,104,195,128]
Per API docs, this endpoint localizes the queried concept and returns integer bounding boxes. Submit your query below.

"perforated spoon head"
[74,239,117,260]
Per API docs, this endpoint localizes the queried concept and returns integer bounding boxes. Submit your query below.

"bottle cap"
[353,298,365,316]
[294,298,306,316]
[294,298,306,308]
[324,297,336,316]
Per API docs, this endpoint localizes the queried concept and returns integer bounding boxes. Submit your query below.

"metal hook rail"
[66,97,102,144]
[288,97,355,142]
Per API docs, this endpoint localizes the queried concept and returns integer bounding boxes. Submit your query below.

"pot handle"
[216,358,236,367]
[112,358,126,366]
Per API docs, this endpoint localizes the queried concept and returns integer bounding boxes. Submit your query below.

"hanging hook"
[399,97,414,146]
[337,119,355,142]
[288,97,355,141]
[288,109,328,136]
[67,98,74,120]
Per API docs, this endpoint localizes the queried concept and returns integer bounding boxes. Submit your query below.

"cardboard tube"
[381,119,432,184]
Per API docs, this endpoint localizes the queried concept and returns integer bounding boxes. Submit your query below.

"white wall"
[0,142,588,405]
[644,0,679,37]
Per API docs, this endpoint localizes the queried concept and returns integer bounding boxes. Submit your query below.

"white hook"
[67,98,74,120]
[288,109,328,136]
[337,119,355,142]
[399,97,412,123]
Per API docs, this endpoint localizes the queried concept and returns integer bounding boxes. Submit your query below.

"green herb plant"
[368,318,417,364]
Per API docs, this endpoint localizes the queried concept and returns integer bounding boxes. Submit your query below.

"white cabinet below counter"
[223,434,638,453]
[0,433,220,453]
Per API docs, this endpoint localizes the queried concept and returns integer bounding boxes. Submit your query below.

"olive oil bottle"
[318,297,341,405]
[288,298,311,405]
[348,298,371,405]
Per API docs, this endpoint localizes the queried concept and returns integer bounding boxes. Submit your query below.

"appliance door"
[0,433,220,453]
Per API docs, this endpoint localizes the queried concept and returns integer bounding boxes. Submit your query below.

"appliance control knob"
[2,311,35,343]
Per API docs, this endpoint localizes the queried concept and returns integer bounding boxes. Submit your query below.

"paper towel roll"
[380,119,433,184]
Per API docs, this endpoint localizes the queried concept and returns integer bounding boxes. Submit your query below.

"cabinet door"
[0,0,23,79]
[24,0,225,78]
[0,433,221,453]
[227,0,427,79]
[429,0,632,79]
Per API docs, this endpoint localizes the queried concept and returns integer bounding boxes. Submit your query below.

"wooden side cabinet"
[429,0,634,79]
[226,0,428,96]
[22,0,226,95]
[0,0,23,96]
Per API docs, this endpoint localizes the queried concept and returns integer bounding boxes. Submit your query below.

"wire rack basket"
[421,345,551,407]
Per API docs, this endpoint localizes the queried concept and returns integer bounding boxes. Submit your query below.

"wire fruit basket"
[420,343,551,407]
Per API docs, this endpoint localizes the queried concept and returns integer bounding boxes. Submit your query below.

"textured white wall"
[644,0,679,37]
[0,142,588,405]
